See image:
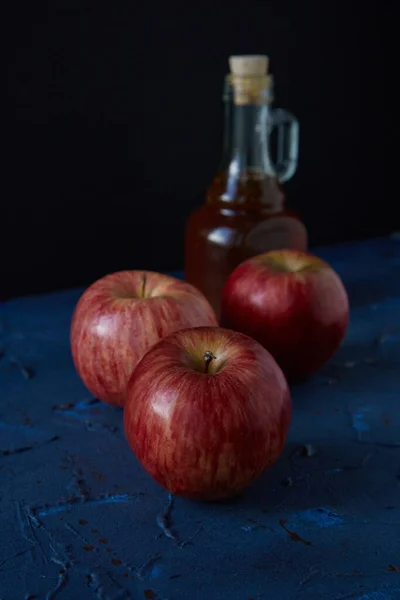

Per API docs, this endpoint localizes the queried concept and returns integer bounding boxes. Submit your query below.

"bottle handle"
[269,108,299,183]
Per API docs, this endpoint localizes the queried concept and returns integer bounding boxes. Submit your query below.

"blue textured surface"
[1,236,400,600]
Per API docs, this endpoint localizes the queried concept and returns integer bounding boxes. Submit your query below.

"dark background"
[4,1,392,301]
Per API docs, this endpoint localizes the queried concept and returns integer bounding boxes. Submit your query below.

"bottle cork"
[228,54,272,105]
[229,55,269,78]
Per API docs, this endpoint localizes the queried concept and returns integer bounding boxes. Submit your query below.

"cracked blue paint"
[295,508,344,528]
[352,409,371,435]
[0,422,57,454]
[52,398,108,420]
[34,494,135,517]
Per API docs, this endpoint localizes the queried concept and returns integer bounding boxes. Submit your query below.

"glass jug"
[185,55,307,318]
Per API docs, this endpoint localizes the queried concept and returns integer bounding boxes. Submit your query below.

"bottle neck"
[220,103,276,180]
[216,97,284,211]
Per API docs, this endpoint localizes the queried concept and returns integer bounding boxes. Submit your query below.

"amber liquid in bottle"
[185,56,307,319]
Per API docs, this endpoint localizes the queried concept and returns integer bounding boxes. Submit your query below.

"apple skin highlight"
[124,326,292,501]
[220,249,349,382]
[70,271,218,407]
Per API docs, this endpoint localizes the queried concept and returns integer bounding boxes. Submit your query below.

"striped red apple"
[124,326,292,501]
[70,271,217,407]
[221,249,349,382]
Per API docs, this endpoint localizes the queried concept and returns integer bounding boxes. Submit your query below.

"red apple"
[124,326,291,501]
[70,271,218,407]
[220,249,349,382]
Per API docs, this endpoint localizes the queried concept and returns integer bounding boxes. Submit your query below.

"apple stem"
[141,273,147,299]
[203,351,216,374]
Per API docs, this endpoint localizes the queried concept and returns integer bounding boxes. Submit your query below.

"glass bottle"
[185,55,307,319]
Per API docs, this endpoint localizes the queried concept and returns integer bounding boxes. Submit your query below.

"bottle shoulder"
[186,203,307,252]
[186,201,303,230]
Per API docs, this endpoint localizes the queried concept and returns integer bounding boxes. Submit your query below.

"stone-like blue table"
[1,236,399,600]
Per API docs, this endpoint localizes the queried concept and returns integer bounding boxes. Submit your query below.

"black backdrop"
[4,1,392,301]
